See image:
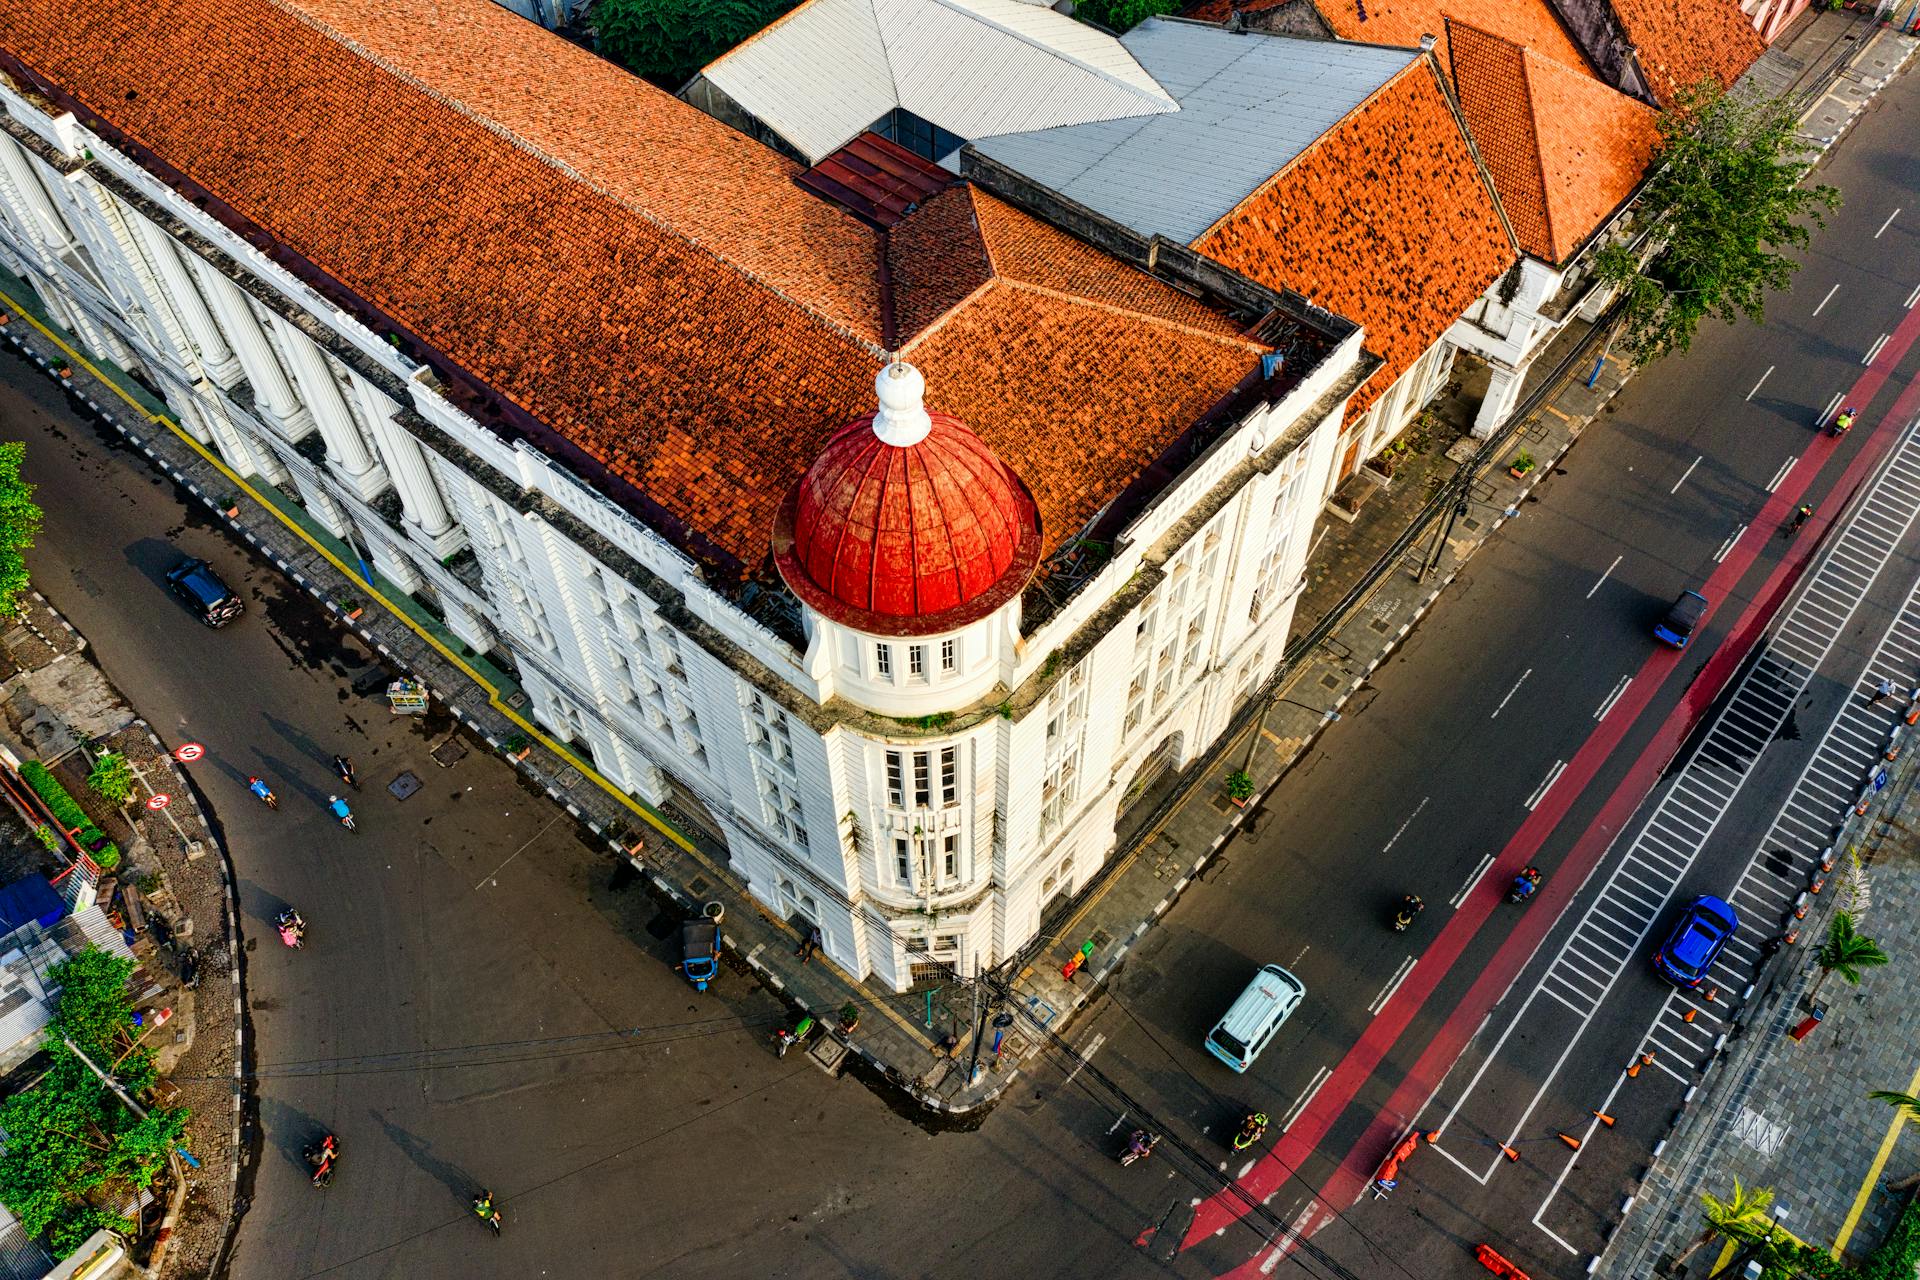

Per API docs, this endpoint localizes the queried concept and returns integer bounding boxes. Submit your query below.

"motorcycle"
[1391,895,1424,932]
[328,795,355,832]
[276,908,306,950]
[773,1015,815,1058]
[1232,1112,1270,1153]
[1507,867,1543,904]
[306,1134,339,1187]
[1829,406,1857,437]
[248,777,278,810]
[1120,1130,1160,1166]
[332,755,358,790]
[472,1192,504,1236]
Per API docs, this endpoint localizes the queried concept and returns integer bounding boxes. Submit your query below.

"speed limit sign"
[146,793,171,810]
[173,743,205,763]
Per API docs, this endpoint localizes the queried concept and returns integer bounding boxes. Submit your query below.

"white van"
[1205,964,1305,1072]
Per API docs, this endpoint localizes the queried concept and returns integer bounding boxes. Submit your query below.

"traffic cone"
[1592,1111,1615,1127]
[1558,1133,1581,1150]
[1706,986,1720,1003]
[1683,1009,1697,1023]
[1626,1060,1642,1079]
[1500,1144,1520,1162]
[1641,1051,1656,1066]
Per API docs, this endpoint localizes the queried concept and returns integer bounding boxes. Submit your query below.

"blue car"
[1653,895,1738,987]
[165,557,243,627]
[1654,590,1708,649]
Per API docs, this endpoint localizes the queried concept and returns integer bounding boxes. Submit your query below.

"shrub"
[87,752,135,805]
[1225,770,1255,800]
[1073,0,1178,34]
[18,761,116,867]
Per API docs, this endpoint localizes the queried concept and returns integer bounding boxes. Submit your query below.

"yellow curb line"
[1833,1057,1920,1256]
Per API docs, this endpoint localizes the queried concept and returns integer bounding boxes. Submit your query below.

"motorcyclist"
[1791,503,1814,532]
[1832,406,1857,435]
[332,754,356,789]
[307,1133,338,1186]
[1393,894,1424,930]
[248,776,276,808]
[1234,1112,1270,1151]
[276,908,305,948]
[1509,866,1542,902]
[1121,1130,1158,1164]
[472,1190,503,1234]
[328,794,353,828]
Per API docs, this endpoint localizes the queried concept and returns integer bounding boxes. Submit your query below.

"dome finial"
[872,361,933,447]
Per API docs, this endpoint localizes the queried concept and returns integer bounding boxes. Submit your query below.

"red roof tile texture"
[0,0,1269,572]
[1609,0,1765,108]
[1448,19,1659,263]
[1193,60,1513,419]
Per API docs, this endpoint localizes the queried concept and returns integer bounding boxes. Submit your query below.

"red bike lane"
[1179,301,1920,1270]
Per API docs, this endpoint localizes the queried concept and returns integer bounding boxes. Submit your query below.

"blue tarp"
[0,875,65,936]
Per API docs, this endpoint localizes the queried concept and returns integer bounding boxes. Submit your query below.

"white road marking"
[1061,1033,1104,1086]
[1368,956,1417,1014]
[1905,282,1920,310]
[1491,669,1532,718]
[1876,208,1900,238]
[473,814,563,889]
[1594,675,1632,721]
[1866,333,1891,365]
[1768,455,1799,493]
[1746,366,1774,400]
[1381,796,1430,853]
[1450,853,1495,907]
[1671,455,1703,493]
[1281,1066,1332,1129]
[1587,555,1623,598]
[1525,760,1567,810]
[1715,524,1746,563]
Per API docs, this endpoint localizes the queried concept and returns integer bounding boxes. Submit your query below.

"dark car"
[1653,895,1738,987]
[165,557,242,627]
[1654,589,1708,649]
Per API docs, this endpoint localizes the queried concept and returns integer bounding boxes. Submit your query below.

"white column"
[130,218,240,384]
[0,138,71,261]
[1471,361,1526,440]
[441,595,497,655]
[351,379,459,547]
[267,314,384,496]
[192,383,282,481]
[190,258,311,434]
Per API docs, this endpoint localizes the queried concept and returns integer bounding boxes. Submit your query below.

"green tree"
[1809,911,1888,1002]
[1595,80,1839,367]
[1072,0,1178,33]
[1671,1180,1776,1269]
[85,752,135,806]
[0,441,41,617]
[595,0,800,87]
[46,948,138,1061]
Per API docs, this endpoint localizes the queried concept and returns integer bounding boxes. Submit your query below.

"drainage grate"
[687,878,710,897]
[1320,672,1343,690]
[388,771,422,801]
[430,737,468,768]
[1370,617,1392,634]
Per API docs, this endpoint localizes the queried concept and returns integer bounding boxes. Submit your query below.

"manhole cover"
[688,878,710,896]
[388,771,422,801]
[1320,672,1343,690]
[1370,617,1392,634]
[1463,517,1482,532]
[430,737,468,768]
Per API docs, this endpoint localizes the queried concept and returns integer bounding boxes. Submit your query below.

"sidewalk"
[1598,715,1920,1277]
[0,591,242,1278]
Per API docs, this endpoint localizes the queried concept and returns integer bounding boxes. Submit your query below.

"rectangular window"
[942,833,959,880]
[940,638,956,673]
[934,933,960,954]
[913,752,932,808]
[793,824,809,850]
[885,752,904,808]
[909,645,926,678]
[895,837,911,884]
[876,644,892,678]
[940,746,958,806]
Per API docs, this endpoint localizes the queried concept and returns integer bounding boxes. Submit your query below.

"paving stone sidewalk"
[1600,737,1920,1278]
[0,590,242,1278]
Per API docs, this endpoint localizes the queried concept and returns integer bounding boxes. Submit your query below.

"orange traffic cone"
[1706,987,1720,1003]
[1683,1009,1697,1023]
[1500,1144,1520,1162]
[1592,1111,1616,1127]
[1558,1133,1581,1150]
[1626,1060,1642,1079]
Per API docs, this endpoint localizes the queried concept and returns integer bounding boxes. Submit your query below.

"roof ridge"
[265,0,891,358]
[917,0,1175,110]
[1514,47,1556,265]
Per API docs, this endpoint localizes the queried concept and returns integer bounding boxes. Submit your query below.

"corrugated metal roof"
[973,20,1416,244]
[701,0,1175,164]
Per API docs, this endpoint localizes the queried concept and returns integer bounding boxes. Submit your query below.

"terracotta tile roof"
[1448,20,1658,263]
[0,0,1270,572]
[1192,59,1513,418]
[1609,0,1765,108]
[1183,0,1595,83]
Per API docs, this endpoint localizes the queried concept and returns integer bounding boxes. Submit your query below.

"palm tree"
[1869,1090,1920,1123]
[1809,912,1889,1002]
[1671,1181,1777,1268]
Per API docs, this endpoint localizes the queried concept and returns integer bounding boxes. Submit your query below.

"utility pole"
[63,1036,147,1119]
[965,956,986,1084]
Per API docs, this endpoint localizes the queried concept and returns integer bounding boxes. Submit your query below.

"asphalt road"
[1074,57,1920,1280]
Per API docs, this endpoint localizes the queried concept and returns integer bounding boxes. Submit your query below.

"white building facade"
[0,75,1364,990]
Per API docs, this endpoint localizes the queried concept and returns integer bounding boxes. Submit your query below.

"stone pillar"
[130,218,240,385]
[1471,360,1526,440]
[352,380,460,550]
[441,595,497,655]
[0,138,71,260]
[297,479,352,540]
[190,259,312,436]
[267,314,385,496]
[193,383,283,481]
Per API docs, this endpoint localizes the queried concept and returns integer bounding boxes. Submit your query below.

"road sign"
[146,793,171,810]
[173,743,205,763]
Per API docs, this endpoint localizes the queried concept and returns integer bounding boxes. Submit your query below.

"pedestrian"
[1871,677,1898,705]
[796,925,822,963]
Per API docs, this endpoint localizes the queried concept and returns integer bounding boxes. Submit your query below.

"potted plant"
[52,358,72,380]
[1508,449,1536,479]
[340,597,363,620]
[838,1002,861,1034]
[1225,770,1255,807]
[503,733,530,761]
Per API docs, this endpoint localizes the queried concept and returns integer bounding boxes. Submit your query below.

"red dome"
[773,364,1042,637]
